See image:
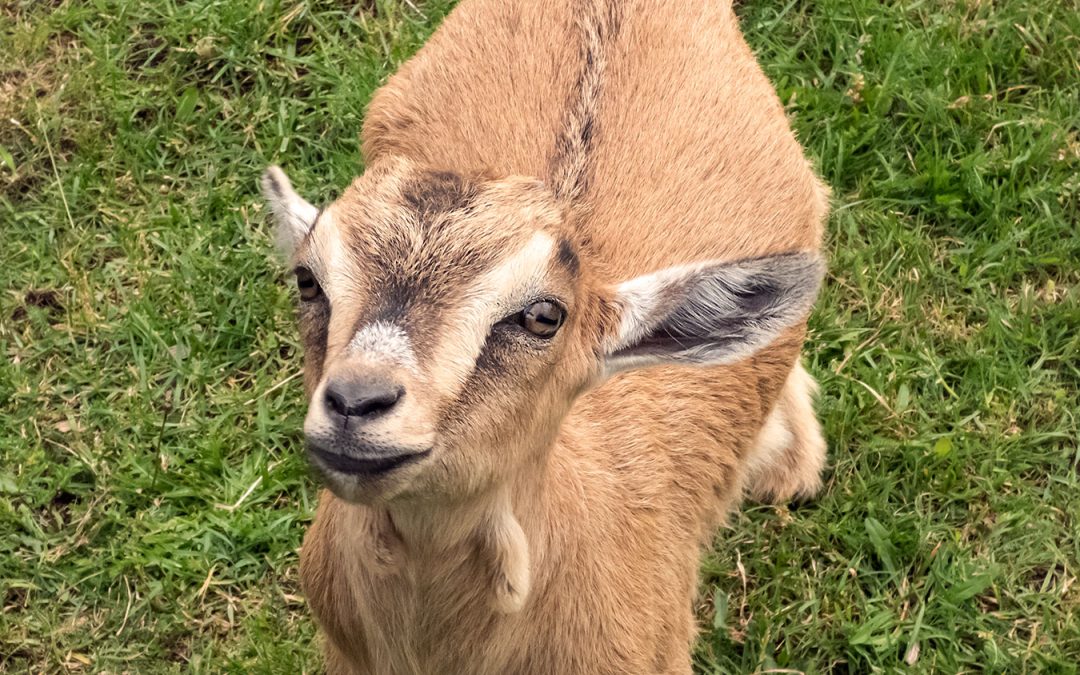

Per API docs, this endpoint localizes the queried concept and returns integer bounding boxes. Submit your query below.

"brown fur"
[281,0,831,672]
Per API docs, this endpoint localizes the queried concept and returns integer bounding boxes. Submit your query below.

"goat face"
[263,158,824,505]
[263,158,597,504]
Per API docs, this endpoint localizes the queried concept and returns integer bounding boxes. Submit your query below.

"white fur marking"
[301,208,353,303]
[347,322,419,372]
[428,231,557,398]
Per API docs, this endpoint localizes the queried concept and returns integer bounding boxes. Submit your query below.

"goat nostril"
[325,388,348,417]
[351,387,403,418]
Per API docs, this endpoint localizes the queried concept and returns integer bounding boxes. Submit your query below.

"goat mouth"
[307,445,432,477]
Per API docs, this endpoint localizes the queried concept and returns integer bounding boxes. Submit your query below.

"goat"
[261,0,829,672]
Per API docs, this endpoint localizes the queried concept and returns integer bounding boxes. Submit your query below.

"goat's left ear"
[260,165,318,258]
[603,252,824,376]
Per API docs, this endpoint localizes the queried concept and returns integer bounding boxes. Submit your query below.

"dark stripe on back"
[547,1,621,203]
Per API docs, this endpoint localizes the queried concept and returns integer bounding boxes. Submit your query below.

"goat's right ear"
[260,166,318,257]
[601,251,824,377]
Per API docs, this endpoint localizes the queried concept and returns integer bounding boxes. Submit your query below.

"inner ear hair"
[261,165,319,257]
[606,251,825,374]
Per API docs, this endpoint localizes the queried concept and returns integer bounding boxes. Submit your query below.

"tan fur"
[283,1,831,673]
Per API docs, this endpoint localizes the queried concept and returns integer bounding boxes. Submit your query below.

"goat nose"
[324,375,404,419]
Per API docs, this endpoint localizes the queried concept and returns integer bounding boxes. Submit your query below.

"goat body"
[263,0,830,672]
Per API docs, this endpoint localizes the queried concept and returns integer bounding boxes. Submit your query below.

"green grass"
[1,0,1077,672]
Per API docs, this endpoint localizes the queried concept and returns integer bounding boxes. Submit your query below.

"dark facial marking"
[556,237,580,277]
[438,325,535,432]
[299,295,331,393]
[400,170,479,219]
[339,170,510,360]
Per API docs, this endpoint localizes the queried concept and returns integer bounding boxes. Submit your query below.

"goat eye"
[521,300,564,337]
[295,267,322,301]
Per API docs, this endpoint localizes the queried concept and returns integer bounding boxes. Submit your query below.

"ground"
[1,0,1077,672]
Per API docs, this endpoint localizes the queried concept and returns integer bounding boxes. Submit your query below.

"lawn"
[1,0,1077,672]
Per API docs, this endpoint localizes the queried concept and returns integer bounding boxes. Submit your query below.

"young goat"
[262,0,829,672]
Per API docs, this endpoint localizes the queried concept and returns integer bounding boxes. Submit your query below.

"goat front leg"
[745,361,827,503]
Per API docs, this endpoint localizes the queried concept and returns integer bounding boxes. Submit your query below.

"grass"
[1,0,1076,672]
